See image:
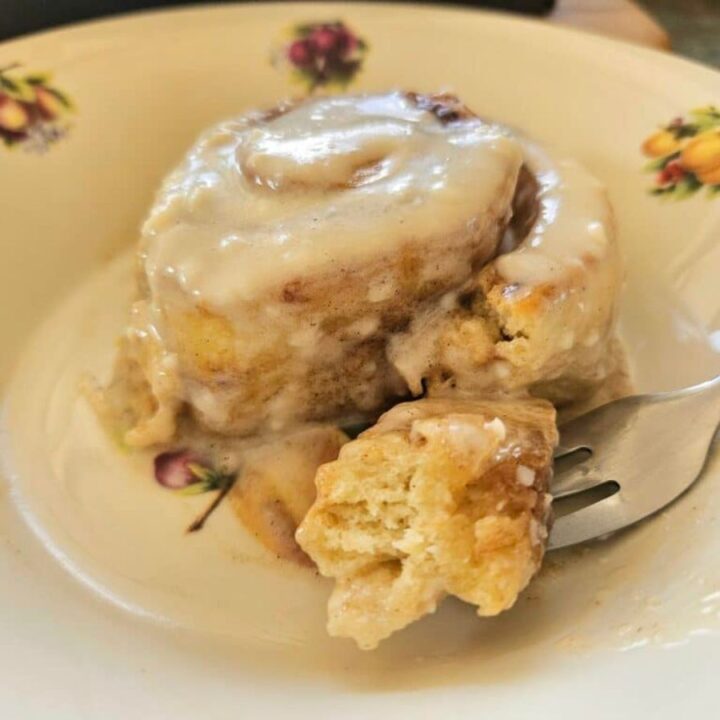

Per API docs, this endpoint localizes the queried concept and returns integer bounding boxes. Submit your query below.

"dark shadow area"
[1,0,555,43]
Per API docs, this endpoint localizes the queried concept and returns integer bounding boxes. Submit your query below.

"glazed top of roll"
[140,91,523,308]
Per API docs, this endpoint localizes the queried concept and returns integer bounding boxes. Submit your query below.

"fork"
[549,375,720,550]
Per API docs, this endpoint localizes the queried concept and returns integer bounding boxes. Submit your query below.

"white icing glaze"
[141,92,522,308]
[410,415,504,477]
[495,140,614,286]
[516,464,536,487]
[483,417,507,442]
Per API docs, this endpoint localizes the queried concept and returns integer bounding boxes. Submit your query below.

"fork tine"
[547,376,720,550]
[555,395,644,455]
[554,444,591,459]
[548,493,625,549]
[551,462,604,498]
[556,422,601,456]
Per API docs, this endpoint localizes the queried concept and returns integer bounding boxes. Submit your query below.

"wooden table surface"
[550,0,670,50]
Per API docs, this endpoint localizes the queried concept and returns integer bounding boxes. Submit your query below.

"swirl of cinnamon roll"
[141,92,522,307]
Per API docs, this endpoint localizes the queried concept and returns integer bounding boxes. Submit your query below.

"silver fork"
[549,375,720,550]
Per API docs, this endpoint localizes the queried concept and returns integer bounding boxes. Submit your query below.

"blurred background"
[1,1,719,67]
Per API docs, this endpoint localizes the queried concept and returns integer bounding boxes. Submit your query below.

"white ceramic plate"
[1,4,720,718]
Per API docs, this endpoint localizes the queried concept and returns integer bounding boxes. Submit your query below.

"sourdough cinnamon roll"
[101,90,623,452]
[112,91,525,444]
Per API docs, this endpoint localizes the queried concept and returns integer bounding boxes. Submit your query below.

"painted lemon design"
[680,130,720,175]
[642,107,720,199]
[642,129,683,158]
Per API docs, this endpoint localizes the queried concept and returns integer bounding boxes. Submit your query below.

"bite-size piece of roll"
[296,397,557,650]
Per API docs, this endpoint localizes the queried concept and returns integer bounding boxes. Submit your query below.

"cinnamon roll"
[111,91,525,445]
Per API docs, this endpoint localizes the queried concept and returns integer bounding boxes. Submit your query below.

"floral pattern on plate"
[642,106,720,199]
[274,21,368,92]
[154,449,237,533]
[0,63,73,153]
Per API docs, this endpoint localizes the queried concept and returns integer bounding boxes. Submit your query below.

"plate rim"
[1,4,720,717]
[0,0,718,84]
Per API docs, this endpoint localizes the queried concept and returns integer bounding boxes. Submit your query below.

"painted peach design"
[0,63,73,153]
[273,21,368,92]
[642,106,720,199]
